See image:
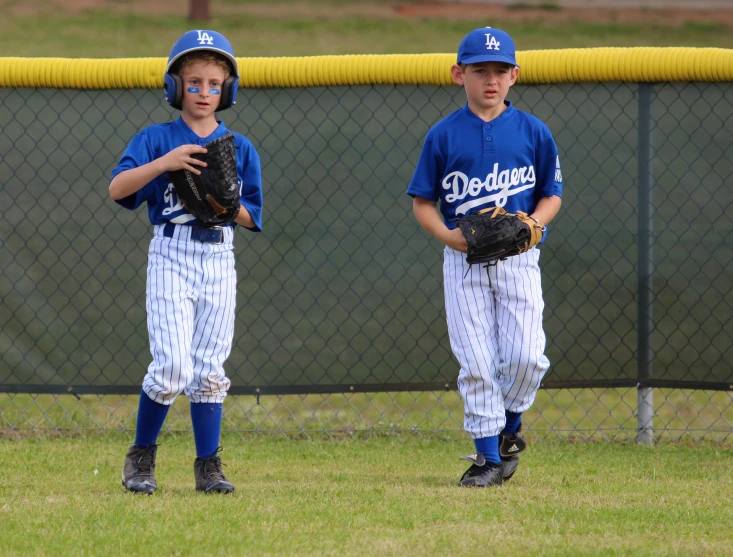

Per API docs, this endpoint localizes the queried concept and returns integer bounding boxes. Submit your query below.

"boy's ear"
[451,64,465,86]
[510,66,520,85]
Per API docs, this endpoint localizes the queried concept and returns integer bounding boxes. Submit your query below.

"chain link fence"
[1,82,732,442]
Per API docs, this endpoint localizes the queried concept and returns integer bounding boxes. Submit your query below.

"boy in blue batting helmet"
[110,30,263,494]
[408,27,563,487]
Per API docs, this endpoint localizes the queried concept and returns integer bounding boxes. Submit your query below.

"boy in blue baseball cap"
[408,27,563,487]
[110,30,264,494]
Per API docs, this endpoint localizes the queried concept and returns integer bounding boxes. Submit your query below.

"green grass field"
[1,436,731,556]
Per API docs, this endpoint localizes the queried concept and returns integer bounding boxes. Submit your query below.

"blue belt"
[163,223,224,244]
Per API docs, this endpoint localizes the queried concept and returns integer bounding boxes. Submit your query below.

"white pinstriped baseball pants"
[142,224,236,405]
[443,246,550,439]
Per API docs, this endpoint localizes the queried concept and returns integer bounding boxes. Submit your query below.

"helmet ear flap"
[216,75,239,112]
[164,73,183,110]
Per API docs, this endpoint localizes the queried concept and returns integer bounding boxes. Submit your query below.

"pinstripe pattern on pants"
[142,224,236,405]
[443,246,550,439]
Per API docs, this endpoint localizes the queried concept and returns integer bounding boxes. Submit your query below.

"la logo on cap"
[196,30,214,45]
[485,33,501,51]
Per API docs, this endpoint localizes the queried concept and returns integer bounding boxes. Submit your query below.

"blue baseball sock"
[473,435,501,464]
[134,390,170,448]
[190,402,223,458]
[504,411,522,434]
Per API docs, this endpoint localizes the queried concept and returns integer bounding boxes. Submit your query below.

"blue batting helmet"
[163,30,240,112]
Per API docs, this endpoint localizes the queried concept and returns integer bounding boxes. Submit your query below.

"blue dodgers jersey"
[111,117,263,231]
[407,102,563,231]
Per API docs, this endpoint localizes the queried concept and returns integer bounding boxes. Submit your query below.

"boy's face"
[451,62,519,114]
[180,61,228,119]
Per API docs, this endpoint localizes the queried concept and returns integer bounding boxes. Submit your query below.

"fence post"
[637,83,655,445]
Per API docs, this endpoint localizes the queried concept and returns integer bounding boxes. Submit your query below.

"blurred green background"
[2,0,733,58]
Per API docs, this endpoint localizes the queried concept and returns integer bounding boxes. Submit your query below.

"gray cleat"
[122,444,158,494]
[194,447,235,494]
[458,453,504,488]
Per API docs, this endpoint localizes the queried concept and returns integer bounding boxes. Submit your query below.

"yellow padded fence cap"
[1,48,732,89]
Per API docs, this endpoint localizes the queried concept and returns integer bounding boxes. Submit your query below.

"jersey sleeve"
[407,129,444,201]
[238,141,263,232]
[110,131,157,210]
[534,131,564,200]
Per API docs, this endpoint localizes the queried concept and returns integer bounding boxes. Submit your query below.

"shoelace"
[466,463,500,477]
[202,447,228,481]
[134,448,155,477]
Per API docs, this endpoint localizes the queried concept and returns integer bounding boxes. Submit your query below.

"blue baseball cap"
[457,27,519,67]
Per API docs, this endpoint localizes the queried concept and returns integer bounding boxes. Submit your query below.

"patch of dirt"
[9,0,733,26]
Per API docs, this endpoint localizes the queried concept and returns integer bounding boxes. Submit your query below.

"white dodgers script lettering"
[442,163,536,215]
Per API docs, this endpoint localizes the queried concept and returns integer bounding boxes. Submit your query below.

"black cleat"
[194,447,235,494]
[458,453,504,488]
[499,427,527,481]
[122,444,158,494]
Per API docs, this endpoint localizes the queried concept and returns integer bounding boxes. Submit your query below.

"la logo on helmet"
[485,34,501,51]
[196,30,214,45]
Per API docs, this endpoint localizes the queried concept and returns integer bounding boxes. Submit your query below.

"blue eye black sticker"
[209,89,221,95]
[187,87,200,93]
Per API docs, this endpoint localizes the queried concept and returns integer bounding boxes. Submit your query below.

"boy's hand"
[161,145,208,175]
[442,227,468,253]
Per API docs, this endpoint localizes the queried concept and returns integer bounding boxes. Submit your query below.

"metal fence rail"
[1,82,732,441]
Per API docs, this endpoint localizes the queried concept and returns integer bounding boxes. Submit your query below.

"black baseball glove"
[169,132,240,227]
[457,206,545,266]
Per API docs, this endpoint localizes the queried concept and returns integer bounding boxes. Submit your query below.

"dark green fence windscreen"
[1,82,732,394]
